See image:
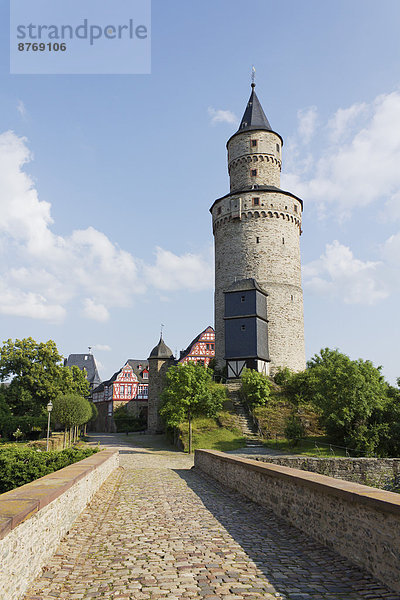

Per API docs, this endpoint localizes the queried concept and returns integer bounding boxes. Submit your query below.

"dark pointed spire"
[149,336,174,360]
[237,83,272,133]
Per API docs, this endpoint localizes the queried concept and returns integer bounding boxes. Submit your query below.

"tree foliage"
[0,338,90,415]
[160,362,226,453]
[52,394,92,430]
[280,348,400,456]
[240,368,271,408]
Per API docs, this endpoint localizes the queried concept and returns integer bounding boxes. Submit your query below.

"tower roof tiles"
[237,84,272,133]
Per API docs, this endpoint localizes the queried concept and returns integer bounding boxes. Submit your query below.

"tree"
[52,394,92,447]
[240,369,271,408]
[284,348,389,454]
[160,363,226,453]
[0,338,89,415]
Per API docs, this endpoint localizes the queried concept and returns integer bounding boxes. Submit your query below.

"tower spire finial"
[251,65,256,88]
[160,323,164,339]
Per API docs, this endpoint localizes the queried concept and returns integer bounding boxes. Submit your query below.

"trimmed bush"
[0,445,99,493]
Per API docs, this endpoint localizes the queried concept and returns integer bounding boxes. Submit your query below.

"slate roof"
[149,337,174,360]
[238,84,272,133]
[98,359,149,389]
[179,326,214,362]
[64,354,101,387]
[225,278,268,295]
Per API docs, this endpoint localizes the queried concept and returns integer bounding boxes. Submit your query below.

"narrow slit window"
[252,197,260,206]
[276,143,280,153]
[251,139,258,147]
[282,237,285,244]
[256,237,260,244]
[251,169,257,176]
[294,204,298,213]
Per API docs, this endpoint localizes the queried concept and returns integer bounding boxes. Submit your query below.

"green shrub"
[284,414,306,446]
[0,445,99,493]
[113,405,146,433]
[241,368,271,408]
[0,414,47,440]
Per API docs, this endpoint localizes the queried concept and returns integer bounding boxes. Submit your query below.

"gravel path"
[23,434,398,600]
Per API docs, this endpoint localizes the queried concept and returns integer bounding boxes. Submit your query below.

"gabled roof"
[179,326,215,362]
[101,359,149,388]
[238,84,272,133]
[64,354,101,386]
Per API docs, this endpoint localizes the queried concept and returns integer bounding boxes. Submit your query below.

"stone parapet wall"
[250,455,400,488]
[0,449,119,600]
[195,450,400,592]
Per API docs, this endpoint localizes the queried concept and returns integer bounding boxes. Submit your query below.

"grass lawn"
[263,436,349,457]
[179,417,247,453]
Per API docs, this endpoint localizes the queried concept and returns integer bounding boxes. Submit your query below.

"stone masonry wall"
[227,130,282,190]
[0,449,119,600]
[213,189,305,373]
[195,450,400,592]
[251,455,400,488]
[147,358,174,433]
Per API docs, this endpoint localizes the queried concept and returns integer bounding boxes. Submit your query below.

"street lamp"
[46,401,53,451]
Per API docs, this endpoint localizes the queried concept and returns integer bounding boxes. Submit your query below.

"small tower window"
[217,207,221,215]
[241,325,246,331]
[256,237,260,244]
[291,295,294,301]
[282,237,285,244]
[241,295,245,302]
[251,139,258,147]
[294,205,298,213]
[252,197,260,206]
[251,169,257,176]
[276,143,280,153]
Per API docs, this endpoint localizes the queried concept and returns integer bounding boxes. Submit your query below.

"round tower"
[211,83,306,375]
[147,336,175,433]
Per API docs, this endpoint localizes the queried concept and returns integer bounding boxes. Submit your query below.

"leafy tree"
[52,394,92,446]
[240,368,271,408]
[160,362,226,453]
[0,338,89,415]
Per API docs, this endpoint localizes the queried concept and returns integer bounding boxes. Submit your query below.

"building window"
[251,169,257,176]
[282,237,285,244]
[217,206,221,215]
[143,371,149,380]
[252,197,260,206]
[276,143,280,153]
[241,325,246,331]
[120,385,124,395]
[251,139,258,147]
[128,385,132,394]
[256,237,260,244]
[294,205,298,213]
[291,295,294,301]
[241,295,245,302]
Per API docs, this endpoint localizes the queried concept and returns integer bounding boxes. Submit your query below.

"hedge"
[0,445,99,493]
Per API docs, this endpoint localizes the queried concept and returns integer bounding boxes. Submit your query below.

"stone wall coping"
[195,450,400,515]
[0,449,118,541]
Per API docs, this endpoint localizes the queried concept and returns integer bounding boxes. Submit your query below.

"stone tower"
[147,336,175,433]
[211,83,306,375]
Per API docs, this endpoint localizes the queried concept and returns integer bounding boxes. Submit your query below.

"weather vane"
[251,65,256,86]
[160,323,165,338]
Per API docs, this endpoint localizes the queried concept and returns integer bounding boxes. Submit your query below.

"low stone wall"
[195,449,400,592]
[249,455,400,488]
[0,449,119,600]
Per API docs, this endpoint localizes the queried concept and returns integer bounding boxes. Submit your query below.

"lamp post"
[46,401,53,451]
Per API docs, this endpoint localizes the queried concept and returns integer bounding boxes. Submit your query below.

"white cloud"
[82,299,110,322]
[93,344,111,352]
[17,100,27,118]
[144,247,213,291]
[0,131,213,322]
[282,91,400,219]
[297,106,318,144]
[208,107,237,125]
[303,240,388,305]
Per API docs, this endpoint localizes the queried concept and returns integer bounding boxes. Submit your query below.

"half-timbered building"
[179,326,215,367]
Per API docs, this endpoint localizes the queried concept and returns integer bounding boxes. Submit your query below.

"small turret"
[147,335,175,433]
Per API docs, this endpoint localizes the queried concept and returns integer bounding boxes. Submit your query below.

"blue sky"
[1,0,400,383]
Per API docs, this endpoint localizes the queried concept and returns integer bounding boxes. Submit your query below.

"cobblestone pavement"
[24,434,399,600]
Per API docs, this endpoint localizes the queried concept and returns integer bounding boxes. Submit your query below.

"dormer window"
[143,371,149,380]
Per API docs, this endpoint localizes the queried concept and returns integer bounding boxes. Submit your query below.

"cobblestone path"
[24,434,399,600]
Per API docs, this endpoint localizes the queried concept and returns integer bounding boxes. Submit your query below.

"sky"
[1,0,400,383]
